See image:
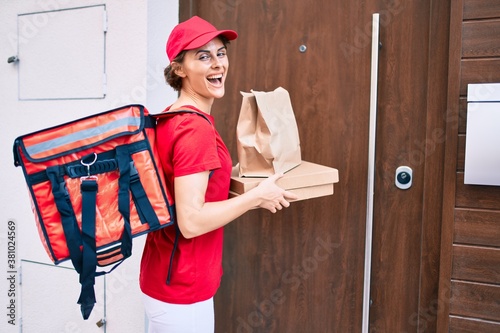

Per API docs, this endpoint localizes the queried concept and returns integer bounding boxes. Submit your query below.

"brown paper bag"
[236,87,301,177]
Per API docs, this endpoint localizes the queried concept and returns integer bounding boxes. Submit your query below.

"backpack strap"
[129,161,162,231]
[46,166,83,272]
[151,110,214,285]
[166,225,180,285]
[150,109,212,124]
[166,170,214,286]
[46,165,99,319]
[115,146,134,260]
[78,177,99,319]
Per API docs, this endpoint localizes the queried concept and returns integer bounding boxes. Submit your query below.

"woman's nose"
[211,56,222,68]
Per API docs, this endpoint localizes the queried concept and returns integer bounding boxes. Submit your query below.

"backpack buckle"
[80,153,98,182]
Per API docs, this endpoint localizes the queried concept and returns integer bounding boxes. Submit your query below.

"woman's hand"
[251,173,298,213]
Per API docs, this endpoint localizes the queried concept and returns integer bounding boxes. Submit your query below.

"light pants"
[142,293,214,333]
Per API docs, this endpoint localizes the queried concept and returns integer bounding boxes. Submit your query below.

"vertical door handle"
[362,13,380,333]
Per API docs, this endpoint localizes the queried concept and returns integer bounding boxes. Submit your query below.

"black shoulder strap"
[152,109,214,285]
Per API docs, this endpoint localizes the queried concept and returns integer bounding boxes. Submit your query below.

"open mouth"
[207,74,223,85]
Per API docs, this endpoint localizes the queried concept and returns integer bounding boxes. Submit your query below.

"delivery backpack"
[12,104,209,319]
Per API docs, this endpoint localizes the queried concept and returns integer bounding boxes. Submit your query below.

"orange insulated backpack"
[13,104,176,319]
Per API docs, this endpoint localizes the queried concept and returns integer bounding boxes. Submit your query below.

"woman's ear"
[172,62,186,78]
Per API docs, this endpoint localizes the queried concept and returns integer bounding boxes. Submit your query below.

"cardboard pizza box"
[230,161,339,202]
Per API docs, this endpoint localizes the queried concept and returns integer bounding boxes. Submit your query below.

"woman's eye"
[217,52,226,58]
[199,54,210,60]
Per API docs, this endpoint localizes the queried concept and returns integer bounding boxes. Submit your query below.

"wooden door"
[180,1,450,332]
[368,1,450,332]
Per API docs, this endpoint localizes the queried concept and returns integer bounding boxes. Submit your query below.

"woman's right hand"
[252,173,298,213]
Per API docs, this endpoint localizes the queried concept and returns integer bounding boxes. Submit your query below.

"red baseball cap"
[166,16,238,62]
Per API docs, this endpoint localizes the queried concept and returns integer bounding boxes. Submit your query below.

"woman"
[140,16,297,332]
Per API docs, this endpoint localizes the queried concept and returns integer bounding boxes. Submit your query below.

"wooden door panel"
[452,245,500,284]
[457,135,466,170]
[368,0,450,332]
[456,173,500,209]
[439,0,500,330]
[182,0,449,332]
[450,281,500,322]
[450,316,500,333]
[185,1,375,332]
[459,97,468,133]
[454,209,500,247]
[464,0,500,20]
[462,20,500,58]
[460,58,500,95]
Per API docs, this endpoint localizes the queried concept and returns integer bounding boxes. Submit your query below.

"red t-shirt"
[139,105,232,304]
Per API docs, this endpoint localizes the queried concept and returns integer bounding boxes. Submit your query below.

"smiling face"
[175,37,229,103]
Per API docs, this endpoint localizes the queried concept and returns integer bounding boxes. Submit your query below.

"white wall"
[0,1,178,332]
